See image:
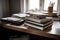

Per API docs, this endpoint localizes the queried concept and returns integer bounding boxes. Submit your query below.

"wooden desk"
[0,21,60,40]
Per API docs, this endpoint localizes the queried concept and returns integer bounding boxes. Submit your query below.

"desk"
[0,21,60,40]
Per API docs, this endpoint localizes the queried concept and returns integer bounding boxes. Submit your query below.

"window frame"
[21,0,58,13]
[25,0,41,11]
[43,0,58,12]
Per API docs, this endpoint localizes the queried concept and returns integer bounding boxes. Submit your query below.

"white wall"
[20,0,24,13]
[57,0,60,15]
[21,0,29,13]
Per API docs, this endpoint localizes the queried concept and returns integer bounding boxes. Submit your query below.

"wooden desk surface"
[0,21,60,39]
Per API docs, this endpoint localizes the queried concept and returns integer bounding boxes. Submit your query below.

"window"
[23,0,58,12]
[28,0,40,10]
[44,0,58,10]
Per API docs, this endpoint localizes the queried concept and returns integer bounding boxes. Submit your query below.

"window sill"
[26,11,57,14]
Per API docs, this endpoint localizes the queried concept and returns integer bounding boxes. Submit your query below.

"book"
[25,20,53,27]
[24,13,53,30]
[24,22,52,30]
[26,13,46,19]
[25,17,52,24]
[0,17,25,25]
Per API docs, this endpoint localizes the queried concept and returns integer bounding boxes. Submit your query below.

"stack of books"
[24,14,53,30]
[0,17,25,25]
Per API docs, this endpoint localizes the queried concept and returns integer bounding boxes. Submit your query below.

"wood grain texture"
[0,21,60,40]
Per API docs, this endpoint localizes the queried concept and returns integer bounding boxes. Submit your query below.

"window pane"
[28,0,40,10]
[44,0,58,10]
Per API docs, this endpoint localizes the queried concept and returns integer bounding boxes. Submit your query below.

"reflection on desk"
[48,21,60,35]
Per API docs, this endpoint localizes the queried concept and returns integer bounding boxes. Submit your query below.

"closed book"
[24,22,52,30]
[25,17,52,24]
[0,17,25,25]
[25,20,53,27]
[26,13,46,19]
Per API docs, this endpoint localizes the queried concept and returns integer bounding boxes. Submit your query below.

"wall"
[2,0,10,17]
[0,0,9,18]
[0,0,3,18]
[0,0,21,18]
[9,0,21,15]
[57,0,60,15]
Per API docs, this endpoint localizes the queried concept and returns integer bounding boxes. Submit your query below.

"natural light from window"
[44,0,58,10]
[28,0,40,10]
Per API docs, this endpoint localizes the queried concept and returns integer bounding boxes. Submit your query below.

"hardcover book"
[25,17,52,24]
[24,22,52,30]
[0,17,25,25]
[25,20,53,27]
